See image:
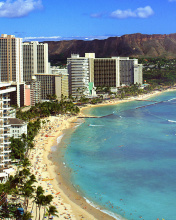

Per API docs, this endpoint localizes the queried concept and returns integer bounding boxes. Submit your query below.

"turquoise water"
[58,91,176,220]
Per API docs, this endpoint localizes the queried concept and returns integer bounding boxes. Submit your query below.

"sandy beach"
[28,115,120,220]
[28,88,176,220]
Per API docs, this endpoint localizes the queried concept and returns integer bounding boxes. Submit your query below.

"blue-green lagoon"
[56,91,176,220]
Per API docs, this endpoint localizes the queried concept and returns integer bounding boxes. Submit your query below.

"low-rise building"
[9,118,27,138]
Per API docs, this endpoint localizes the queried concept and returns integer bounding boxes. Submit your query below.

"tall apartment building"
[61,74,69,98]
[67,53,143,97]
[30,79,41,106]
[51,67,69,98]
[67,54,93,97]
[94,58,120,87]
[0,34,24,107]
[118,57,143,85]
[23,41,49,83]
[0,83,16,183]
[94,57,143,87]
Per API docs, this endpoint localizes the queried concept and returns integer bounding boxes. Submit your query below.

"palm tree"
[46,205,59,220]
[21,158,31,168]
[21,211,33,220]
[42,195,53,220]
[34,186,44,220]
[22,184,35,212]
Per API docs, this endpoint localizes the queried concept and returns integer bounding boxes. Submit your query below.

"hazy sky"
[0,0,176,41]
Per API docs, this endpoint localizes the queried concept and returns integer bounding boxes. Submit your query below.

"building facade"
[67,54,92,97]
[30,79,41,106]
[94,58,119,87]
[25,84,31,106]
[94,57,143,87]
[35,72,68,100]
[67,53,143,97]
[50,67,69,99]
[0,34,24,107]
[9,118,27,138]
[23,41,49,83]
[0,83,16,182]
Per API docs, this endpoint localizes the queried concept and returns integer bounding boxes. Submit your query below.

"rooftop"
[9,118,27,125]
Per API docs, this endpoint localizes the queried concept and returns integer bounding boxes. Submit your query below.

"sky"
[0,0,176,41]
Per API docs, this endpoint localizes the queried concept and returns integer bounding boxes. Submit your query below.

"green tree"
[46,205,59,220]
[34,186,44,220]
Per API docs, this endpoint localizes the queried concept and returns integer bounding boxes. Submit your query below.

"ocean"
[57,91,176,220]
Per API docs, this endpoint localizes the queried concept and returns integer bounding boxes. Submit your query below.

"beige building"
[50,67,69,99]
[23,41,49,83]
[35,72,68,100]
[0,34,24,107]
[0,83,16,183]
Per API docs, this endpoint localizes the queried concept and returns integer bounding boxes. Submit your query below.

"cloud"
[90,12,104,18]
[110,6,154,19]
[23,35,117,42]
[24,36,62,41]
[0,0,43,18]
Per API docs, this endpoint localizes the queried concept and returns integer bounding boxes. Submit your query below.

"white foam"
[74,123,82,128]
[168,98,176,102]
[83,197,123,220]
[168,120,176,123]
[88,124,104,127]
[57,134,65,144]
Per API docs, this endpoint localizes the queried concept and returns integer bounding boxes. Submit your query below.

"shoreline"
[29,115,120,220]
[28,88,176,220]
[79,88,176,115]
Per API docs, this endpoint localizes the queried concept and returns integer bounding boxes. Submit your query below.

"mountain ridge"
[44,33,176,64]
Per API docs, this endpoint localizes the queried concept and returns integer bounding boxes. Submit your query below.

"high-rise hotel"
[23,41,49,83]
[0,83,16,182]
[0,34,24,107]
[68,53,143,97]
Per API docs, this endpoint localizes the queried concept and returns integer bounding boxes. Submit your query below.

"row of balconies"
[0,137,10,143]
[0,163,11,170]
[2,141,11,145]
[0,158,11,162]
[71,71,89,74]
[0,96,10,100]
[0,151,11,156]
[0,152,10,157]
[72,85,89,88]
[71,79,89,82]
